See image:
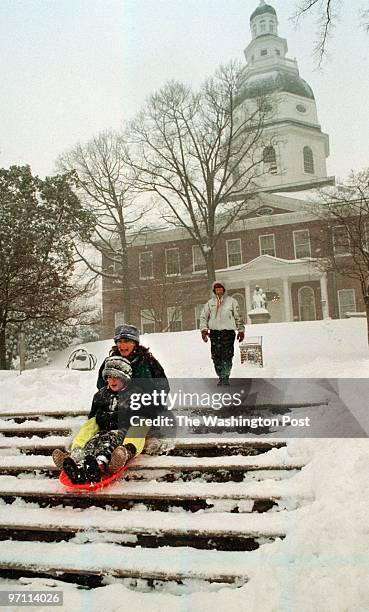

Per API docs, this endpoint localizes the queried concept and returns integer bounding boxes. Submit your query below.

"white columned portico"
[244,283,252,324]
[282,278,292,321]
[217,255,325,324]
[319,272,330,319]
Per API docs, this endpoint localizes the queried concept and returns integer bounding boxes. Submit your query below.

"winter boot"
[222,377,230,386]
[62,457,86,484]
[52,449,69,470]
[109,446,130,472]
[84,455,103,483]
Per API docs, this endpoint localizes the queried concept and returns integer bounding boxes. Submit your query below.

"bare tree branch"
[126,62,271,286]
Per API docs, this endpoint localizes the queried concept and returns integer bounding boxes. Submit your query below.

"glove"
[237,331,245,343]
[201,330,209,343]
[96,410,117,431]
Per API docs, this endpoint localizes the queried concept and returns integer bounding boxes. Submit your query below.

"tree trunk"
[18,331,26,373]
[0,327,7,370]
[366,305,369,348]
[119,249,131,323]
[206,253,216,289]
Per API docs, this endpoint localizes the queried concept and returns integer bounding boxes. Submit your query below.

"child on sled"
[52,356,151,484]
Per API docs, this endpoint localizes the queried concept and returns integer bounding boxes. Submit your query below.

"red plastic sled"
[59,462,130,491]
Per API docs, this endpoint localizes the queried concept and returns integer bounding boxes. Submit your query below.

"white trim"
[192,244,206,273]
[140,309,155,334]
[259,233,276,257]
[194,304,204,329]
[114,312,125,327]
[365,221,369,251]
[337,289,356,319]
[139,250,154,280]
[165,247,180,276]
[293,229,311,259]
[226,238,242,267]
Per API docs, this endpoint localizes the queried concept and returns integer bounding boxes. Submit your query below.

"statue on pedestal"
[252,286,267,310]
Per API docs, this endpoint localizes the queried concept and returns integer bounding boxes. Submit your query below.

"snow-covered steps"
[0,435,286,456]
[0,474,312,513]
[0,417,85,437]
[0,409,89,419]
[0,418,311,590]
[0,451,304,474]
[0,504,291,551]
[0,435,70,453]
[0,442,302,486]
[0,539,259,585]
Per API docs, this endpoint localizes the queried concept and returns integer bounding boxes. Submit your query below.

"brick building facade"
[101,192,365,338]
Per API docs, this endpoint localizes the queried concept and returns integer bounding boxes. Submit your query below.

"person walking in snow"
[199,281,245,386]
[52,356,154,484]
[96,324,169,396]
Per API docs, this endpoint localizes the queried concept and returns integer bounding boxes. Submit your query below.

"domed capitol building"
[101,1,362,337]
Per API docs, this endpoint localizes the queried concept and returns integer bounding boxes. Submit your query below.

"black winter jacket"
[88,383,155,433]
[97,345,169,395]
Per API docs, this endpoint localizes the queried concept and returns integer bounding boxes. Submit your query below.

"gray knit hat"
[114,324,140,344]
[102,356,132,381]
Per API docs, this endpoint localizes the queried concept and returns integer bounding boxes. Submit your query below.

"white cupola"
[235,0,333,192]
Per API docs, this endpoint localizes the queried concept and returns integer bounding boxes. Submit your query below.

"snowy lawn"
[1,318,368,415]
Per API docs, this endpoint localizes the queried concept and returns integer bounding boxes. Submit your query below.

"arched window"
[303,146,314,174]
[269,20,274,33]
[231,293,246,323]
[298,286,316,321]
[260,19,266,33]
[252,25,257,38]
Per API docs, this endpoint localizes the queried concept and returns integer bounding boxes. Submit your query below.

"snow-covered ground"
[1,317,368,415]
[0,318,368,611]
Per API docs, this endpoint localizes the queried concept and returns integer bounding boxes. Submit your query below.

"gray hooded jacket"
[199,281,244,332]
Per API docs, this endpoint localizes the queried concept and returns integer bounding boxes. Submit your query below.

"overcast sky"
[0,0,368,181]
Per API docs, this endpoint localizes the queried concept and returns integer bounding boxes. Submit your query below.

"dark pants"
[71,429,127,467]
[209,330,236,379]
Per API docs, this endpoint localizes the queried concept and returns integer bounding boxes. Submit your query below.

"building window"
[275,49,280,55]
[140,309,155,334]
[293,230,311,258]
[332,225,350,256]
[167,306,182,332]
[114,312,125,327]
[338,289,356,318]
[261,49,268,56]
[139,251,153,279]
[226,239,242,267]
[260,20,266,32]
[263,146,277,173]
[298,286,316,321]
[269,21,274,33]
[194,304,204,329]
[259,234,276,257]
[192,245,206,273]
[165,248,180,276]
[365,221,369,251]
[303,146,314,174]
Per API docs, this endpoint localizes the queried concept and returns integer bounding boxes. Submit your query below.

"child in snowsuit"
[52,356,151,484]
